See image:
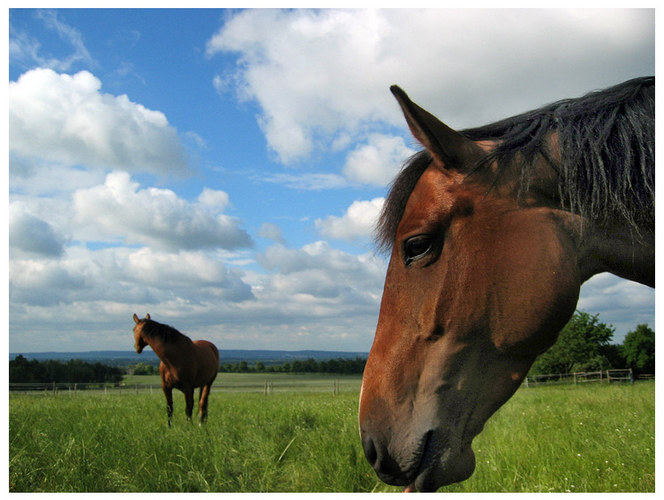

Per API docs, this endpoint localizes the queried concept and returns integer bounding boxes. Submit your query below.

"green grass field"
[9,377,654,493]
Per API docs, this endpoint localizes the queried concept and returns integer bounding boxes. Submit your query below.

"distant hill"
[9,349,368,367]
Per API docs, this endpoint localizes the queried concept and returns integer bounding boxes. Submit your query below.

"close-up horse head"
[359,78,654,492]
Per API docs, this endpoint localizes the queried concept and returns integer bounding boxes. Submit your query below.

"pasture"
[9,376,654,492]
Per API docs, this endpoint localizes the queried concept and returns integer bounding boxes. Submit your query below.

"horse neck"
[540,132,654,286]
[499,146,654,288]
[144,333,192,366]
[578,220,654,287]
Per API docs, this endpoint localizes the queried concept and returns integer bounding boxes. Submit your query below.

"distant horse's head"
[133,313,151,353]
[359,79,654,491]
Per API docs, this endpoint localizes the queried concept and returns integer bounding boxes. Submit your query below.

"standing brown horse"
[359,77,654,492]
[133,313,220,426]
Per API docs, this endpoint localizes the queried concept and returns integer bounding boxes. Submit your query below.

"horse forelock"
[377,77,654,252]
[376,150,432,254]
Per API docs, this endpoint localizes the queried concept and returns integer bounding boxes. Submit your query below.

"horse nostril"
[362,433,378,466]
[361,431,411,486]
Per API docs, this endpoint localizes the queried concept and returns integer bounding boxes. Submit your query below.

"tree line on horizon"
[9,356,124,384]
[10,312,654,384]
[132,356,369,376]
[220,356,368,374]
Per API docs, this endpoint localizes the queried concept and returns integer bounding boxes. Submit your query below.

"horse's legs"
[198,384,211,424]
[163,386,174,427]
[184,389,194,422]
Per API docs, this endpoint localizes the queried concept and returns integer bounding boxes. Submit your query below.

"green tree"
[9,356,122,383]
[133,363,155,375]
[599,343,626,370]
[621,324,655,374]
[9,355,39,382]
[529,311,614,375]
[303,358,317,372]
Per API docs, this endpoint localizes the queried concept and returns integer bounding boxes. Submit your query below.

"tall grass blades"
[443,383,655,492]
[9,381,654,492]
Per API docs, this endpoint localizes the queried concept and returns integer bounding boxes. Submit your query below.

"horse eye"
[403,235,433,265]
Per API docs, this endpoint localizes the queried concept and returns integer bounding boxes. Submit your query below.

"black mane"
[377,77,654,252]
[140,319,190,344]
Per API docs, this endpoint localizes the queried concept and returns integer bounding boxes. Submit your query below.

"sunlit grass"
[440,383,655,492]
[9,380,654,492]
[9,391,378,492]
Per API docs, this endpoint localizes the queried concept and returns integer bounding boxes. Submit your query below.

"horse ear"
[146,313,150,320]
[391,85,479,171]
[133,313,140,324]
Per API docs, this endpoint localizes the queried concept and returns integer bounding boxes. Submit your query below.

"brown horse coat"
[133,313,219,426]
[360,77,654,492]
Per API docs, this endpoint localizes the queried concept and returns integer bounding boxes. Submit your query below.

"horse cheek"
[489,217,581,356]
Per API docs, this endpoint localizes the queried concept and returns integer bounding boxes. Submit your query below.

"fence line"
[8,378,353,395]
[10,369,650,394]
[525,368,637,387]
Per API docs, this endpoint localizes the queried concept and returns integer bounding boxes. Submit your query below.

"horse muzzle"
[408,435,476,492]
[360,425,476,492]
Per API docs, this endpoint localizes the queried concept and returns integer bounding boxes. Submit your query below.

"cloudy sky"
[8,8,655,354]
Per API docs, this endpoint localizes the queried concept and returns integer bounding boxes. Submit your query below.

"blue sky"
[8,8,655,353]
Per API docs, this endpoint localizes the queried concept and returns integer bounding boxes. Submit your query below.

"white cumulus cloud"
[9,246,255,318]
[9,68,189,175]
[207,9,653,165]
[316,198,384,242]
[252,241,386,319]
[343,134,416,186]
[207,9,402,164]
[578,273,655,343]
[9,203,67,257]
[73,171,252,250]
